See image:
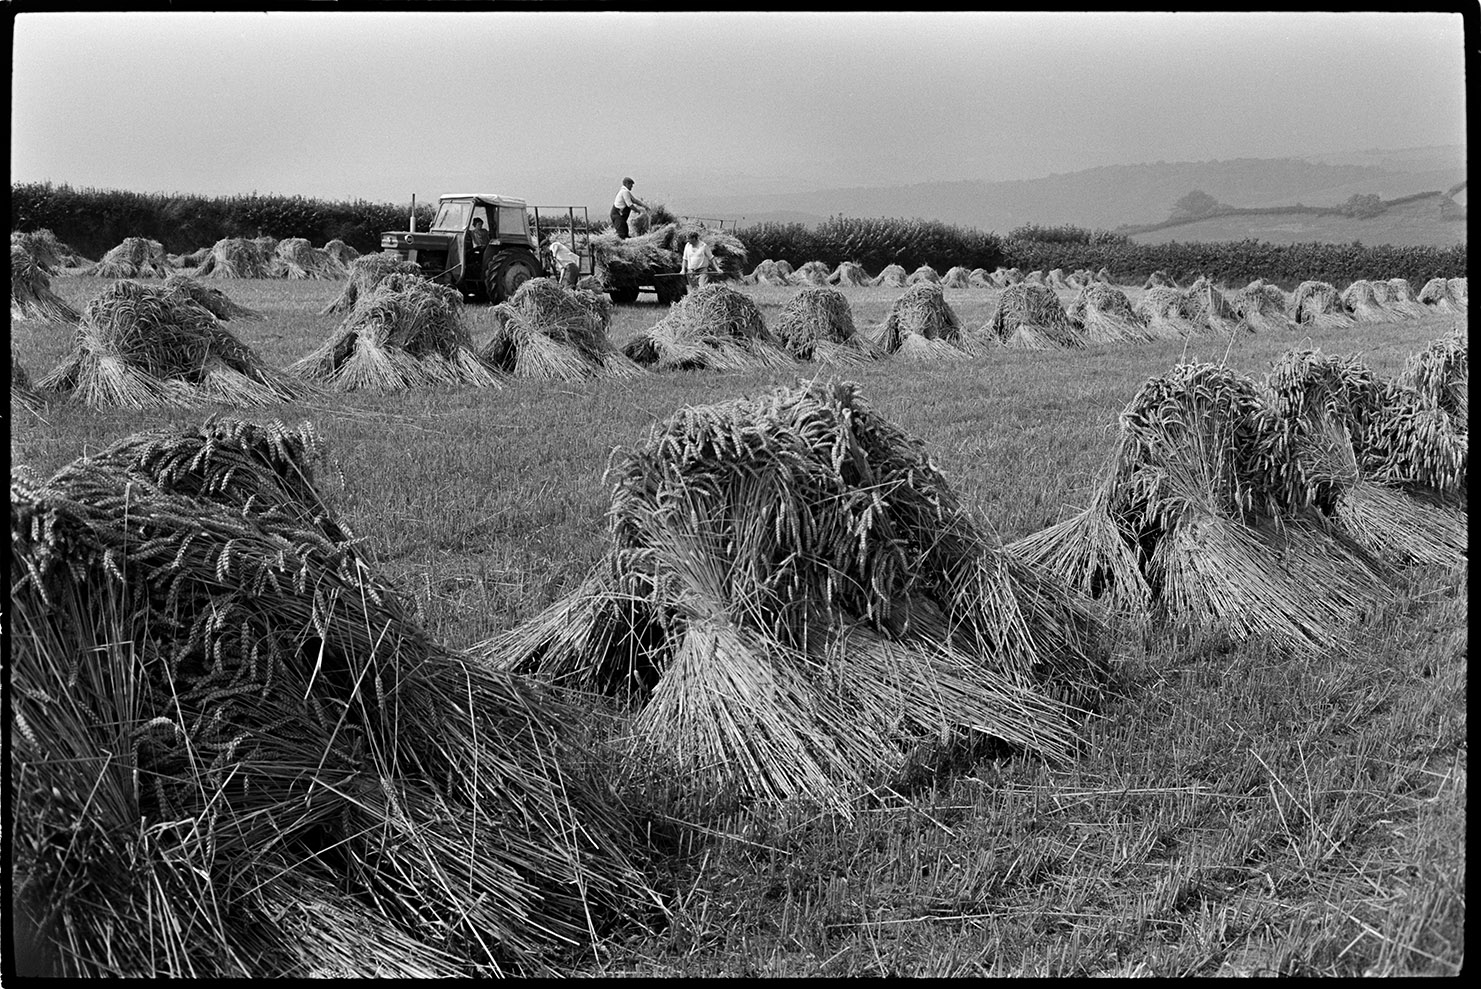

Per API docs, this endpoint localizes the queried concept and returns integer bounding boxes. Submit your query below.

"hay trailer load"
[379,193,595,304]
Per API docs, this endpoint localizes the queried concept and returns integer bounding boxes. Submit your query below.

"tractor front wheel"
[484,250,541,304]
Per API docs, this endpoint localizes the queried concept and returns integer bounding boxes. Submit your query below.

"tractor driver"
[470,217,490,250]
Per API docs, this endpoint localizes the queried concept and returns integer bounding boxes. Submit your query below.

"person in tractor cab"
[470,217,490,250]
[610,177,649,239]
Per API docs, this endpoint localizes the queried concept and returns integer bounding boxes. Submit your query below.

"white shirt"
[549,241,578,267]
[614,186,639,209]
[682,240,714,274]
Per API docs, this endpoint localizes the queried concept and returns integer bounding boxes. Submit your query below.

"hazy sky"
[10,11,1468,209]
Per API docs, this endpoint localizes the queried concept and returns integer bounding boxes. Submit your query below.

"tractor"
[379,193,594,304]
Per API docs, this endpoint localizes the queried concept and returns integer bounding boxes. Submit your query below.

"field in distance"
[1127,192,1465,248]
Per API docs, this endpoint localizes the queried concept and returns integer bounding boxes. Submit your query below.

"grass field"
[9,274,1467,976]
[1128,195,1466,249]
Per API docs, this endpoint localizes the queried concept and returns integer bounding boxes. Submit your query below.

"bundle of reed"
[82,237,171,278]
[1143,270,1178,290]
[968,267,993,287]
[477,379,1106,811]
[870,263,908,287]
[1134,286,1200,340]
[1230,280,1293,333]
[1010,361,1395,652]
[291,273,500,392]
[11,421,649,976]
[252,235,279,257]
[1291,280,1355,329]
[37,281,307,409]
[12,351,46,416]
[1382,277,1431,319]
[1047,268,1071,290]
[624,281,792,371]
[773,285,878,365]
[11,228,89,272]
[1180,277,1243,335]
[167,246,209,269]
[163,272,265,321]
[1096,267,1113,284]
[746,258,795,286]
[877,283,971,360]
[268,237,349,280]
[792,260,832,285]
[1065,283,1152,344]
[1002,267,1024,284]
[320,252,424,315]
[985,283,1086,351]
[481,277,642,380]
[827,260,871,286]
[1361,381,1468,499]
[1336,279,1393,323]
[775,259,795,279]
[11,243,81,324]
[1023,269,1047,286]
[1263,347,1466,568]
[1417,276,1465,314]
[1396,325,1468,430]
[1447,276,1467,303]
[193,237,276,279]
[323,238,361,267]
[577,274,605,292]
[941,265,972,288]
[907,264,942,285]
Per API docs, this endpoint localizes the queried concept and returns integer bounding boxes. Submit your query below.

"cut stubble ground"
[10,274,1466,976]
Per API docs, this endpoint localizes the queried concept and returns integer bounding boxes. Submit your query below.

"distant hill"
[682,146,1465,239]
[1125,191,1466,248]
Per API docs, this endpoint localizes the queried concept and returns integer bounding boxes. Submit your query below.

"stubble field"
[9,274,1466,976]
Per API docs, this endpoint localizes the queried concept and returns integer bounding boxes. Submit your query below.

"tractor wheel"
[608,286,640,305]
[484,250,541,304]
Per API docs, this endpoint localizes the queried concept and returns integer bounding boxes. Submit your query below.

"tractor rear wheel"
[484,249,541,304]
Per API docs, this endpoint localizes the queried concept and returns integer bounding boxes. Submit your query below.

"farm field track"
[10,273,1467,976]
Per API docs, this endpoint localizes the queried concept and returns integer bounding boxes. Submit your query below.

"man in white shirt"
[681,230,714,290]
[610,177,649,239]
[546,237,580,288]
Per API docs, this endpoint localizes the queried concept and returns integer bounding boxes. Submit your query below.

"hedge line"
[11,182,436,259]
[12,183,1467,287]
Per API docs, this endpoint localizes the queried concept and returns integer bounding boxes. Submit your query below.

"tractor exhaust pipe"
[409,194,416,233]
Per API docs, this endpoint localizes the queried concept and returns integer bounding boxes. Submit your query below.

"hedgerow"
[11,183,1468,287]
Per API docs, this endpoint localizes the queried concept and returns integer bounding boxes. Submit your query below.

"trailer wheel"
[608,286,640,305]
[655,275,688,306]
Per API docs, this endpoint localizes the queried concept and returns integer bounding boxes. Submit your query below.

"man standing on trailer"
[610,177,649,239]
